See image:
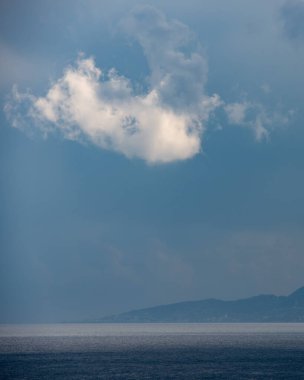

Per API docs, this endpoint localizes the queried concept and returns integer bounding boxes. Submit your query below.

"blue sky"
[1,0,304,322]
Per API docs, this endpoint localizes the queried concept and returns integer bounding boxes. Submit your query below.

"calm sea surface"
[1,323,304,379]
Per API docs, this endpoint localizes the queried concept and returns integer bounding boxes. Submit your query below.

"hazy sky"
[1,0,304,322]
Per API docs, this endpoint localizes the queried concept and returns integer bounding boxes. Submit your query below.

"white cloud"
[4,5,288,163]
[224,101,290,141]
[7,56,220,163]
[5,6,221,164]
[122,6,209,114]
[225,102,249,125]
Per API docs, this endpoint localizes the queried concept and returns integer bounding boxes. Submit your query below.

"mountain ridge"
[96,287,304,323]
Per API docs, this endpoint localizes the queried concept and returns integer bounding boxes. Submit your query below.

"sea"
[1,323,304,379]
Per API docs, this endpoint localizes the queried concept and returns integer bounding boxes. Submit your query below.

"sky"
[1,0,304,322]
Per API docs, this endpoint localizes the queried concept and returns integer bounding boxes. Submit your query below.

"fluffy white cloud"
[5,5,287,163]
[5,6,221,164]
[7,56,221,163]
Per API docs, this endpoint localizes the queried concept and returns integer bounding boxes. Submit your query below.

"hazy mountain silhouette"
[98,287,304,323]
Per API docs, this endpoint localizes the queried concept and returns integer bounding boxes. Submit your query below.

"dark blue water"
[1,324,304,379]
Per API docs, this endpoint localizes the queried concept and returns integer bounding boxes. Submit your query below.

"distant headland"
[93,286,304,323]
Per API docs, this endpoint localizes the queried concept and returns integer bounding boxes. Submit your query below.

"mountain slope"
[98,287,304,323]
